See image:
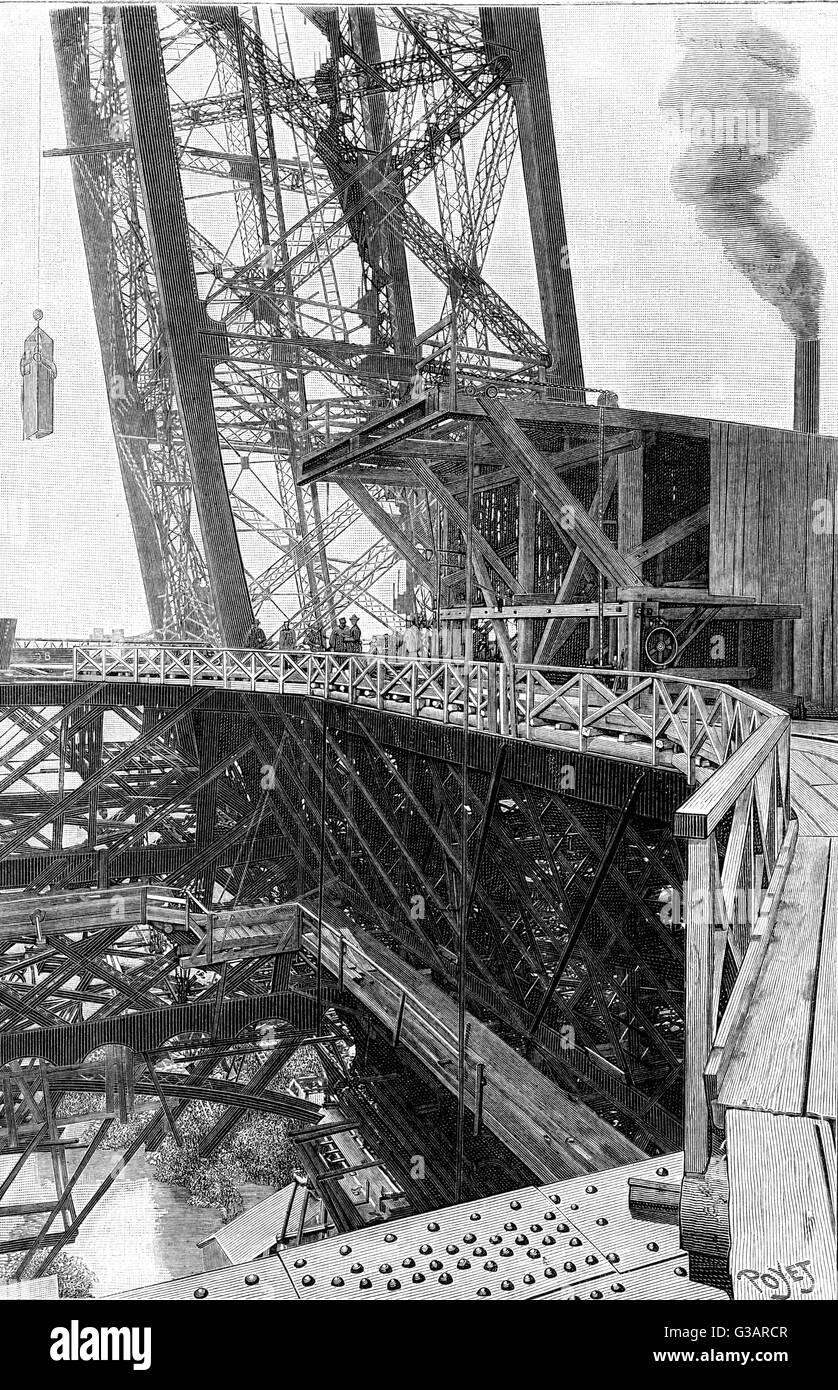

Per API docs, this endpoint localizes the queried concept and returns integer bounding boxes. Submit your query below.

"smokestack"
[794,338,820,433]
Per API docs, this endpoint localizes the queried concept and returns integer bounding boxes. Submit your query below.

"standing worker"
[331,616,348,652]
[246,618,268,650]
[276,619,296,651]
[346,613,362,653]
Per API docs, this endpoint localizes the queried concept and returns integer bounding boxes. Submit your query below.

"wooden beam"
[408,458,523,598]
[634,507,710,564]
[337,479,437,588]
[301,905,644,1180]
[442,602,628,620]
[478,398,641,588]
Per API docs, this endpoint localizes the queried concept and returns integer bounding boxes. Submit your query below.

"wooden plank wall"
[710,422,838,709]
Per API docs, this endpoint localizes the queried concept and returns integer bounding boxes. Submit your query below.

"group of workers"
[245,614,364,653]
[242,613,448,657]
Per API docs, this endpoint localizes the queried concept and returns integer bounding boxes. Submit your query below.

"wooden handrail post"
[683,835,714,1178]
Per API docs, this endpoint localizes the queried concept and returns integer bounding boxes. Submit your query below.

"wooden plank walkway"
[727,1111,837,1301]
[714,721,838,1298]
[299,901,646,1181]
[718,836,835,1120]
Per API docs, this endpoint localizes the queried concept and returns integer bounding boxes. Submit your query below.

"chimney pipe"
[794,338,820,433]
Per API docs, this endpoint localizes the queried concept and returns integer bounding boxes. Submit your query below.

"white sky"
[1,1,837,636]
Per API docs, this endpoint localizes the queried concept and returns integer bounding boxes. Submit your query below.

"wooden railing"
[674,703,793,1266]
[70,645,782,788]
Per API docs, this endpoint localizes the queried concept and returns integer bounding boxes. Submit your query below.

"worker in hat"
[347,613,362,653]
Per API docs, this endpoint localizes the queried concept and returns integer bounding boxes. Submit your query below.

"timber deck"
[707,721,838,1300]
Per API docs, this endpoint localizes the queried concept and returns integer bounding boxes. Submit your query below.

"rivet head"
[473,1247,486,1257]
[569,1237,582,1248]
[402,1258,415,1269]
[527,1249,541,1260]
[193,1287,209,1300]
[544,1211,557,1221]
[607,1252,620,1264]
[427,1222,440,1232]
[656,1167,669,1178]
[569,1203,579,1211]
[530,1223,542,1233]
[244,1273,259,1286]
[585,1185,597,1194]
[331,1276,344,1287]
[514,1234,528,1245]
[339,1244,351,1256]
[412,1272,425,1284]
[551,1194,561,1203]
[674,1266,687,1277]
[384,1233,397,1244]
[557,1223,570,1233]
[646,1242,659,1252]
[359,1278,372,1289]
[585,1255,598,1266]
[419,1244,432,1255]
[294,1259,307,1268]
[477,1287,491,1298]
[523,1274,535,1285]
[457,1259,471,1270]
[501,1247,513,1257]
[387,1278,400,1291]
[501,1279,514,1291]
[350,1262,364,1273]
[438,1272,453,1285]
[379,1264,392,1274]
[564,1261,576,1272]
[591,1289,604,1300]
[611,1283,625,1293]
[446,1244,459,1255]
[504,1221,517,1231]
[544,1267,557,1278]
[462,1233,476,1245]
[470,1212,481,1222]
[509,1200,521,1210]
[542,1235,556,1246]
[429,1260,443,1271]
[484,1260,498,1272]
[596,1217,608,1227]
[489,1234,502,1245]
[301,1275,314,1287]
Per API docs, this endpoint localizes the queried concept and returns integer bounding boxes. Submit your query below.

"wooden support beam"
[338,479,437,587]
[301,905,644,1180]
[442,602,628,620]
[634,506,710,565]
[478,398,640,588]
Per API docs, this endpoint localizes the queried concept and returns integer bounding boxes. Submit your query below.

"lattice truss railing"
[54,5,543,641]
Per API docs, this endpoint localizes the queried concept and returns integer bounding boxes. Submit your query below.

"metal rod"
[455,419,475,1202]
[316,708,328,1034]
[598,402,605,666]
[528,772,646,1038]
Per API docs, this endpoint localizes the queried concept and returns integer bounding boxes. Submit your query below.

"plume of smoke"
[660,5,823,339]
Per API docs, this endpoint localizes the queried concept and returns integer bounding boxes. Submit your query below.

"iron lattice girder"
[1,678,685,1150]
[53,5,569,640]
[233,690,686,1147]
